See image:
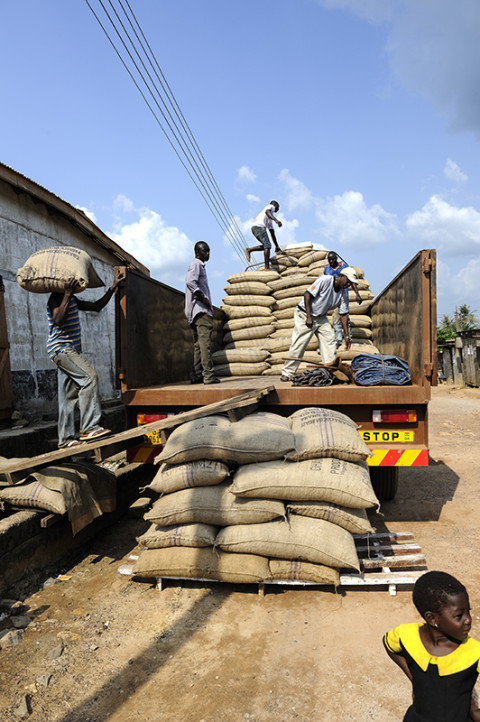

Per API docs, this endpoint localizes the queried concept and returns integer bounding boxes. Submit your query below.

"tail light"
[372,409,417,424]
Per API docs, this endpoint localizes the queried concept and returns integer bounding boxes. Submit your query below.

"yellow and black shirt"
[384,623,480,722]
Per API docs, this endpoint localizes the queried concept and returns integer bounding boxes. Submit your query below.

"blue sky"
[2,0,480,321]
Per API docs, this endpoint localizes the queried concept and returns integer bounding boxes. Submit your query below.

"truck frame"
[115,249,437,500]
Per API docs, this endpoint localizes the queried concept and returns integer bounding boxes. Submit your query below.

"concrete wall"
[0,178,121,421]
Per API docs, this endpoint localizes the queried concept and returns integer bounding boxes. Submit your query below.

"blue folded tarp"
[351,353,411,386]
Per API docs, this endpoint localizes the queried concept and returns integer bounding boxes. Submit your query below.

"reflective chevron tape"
[126,445,162,464]
[367,449,428,467]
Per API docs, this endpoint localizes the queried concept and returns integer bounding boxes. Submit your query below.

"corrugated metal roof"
[0,161,149,276]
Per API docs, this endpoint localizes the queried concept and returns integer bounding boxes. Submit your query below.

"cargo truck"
[114,249,437,501]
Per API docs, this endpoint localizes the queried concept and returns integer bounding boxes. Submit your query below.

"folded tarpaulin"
[351,353,411,386]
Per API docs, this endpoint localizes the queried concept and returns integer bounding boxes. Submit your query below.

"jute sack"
[144,482,285,526]
[231,458,379,508]
[0,479,67,515]
[221,304,273,319]
[149,459,230,494]
[275,296,301,310]
[269,350,320,364]
[133,547,270,583]
[157,412,295,465]
[223,316,276,332]
[17,246,104,293]
[289,407,371,462]
[224,339,270,349]
[271,254,298,268]
[283,242,314,257]
[222,294,275,308]
[224,281,272,296]
[273,306,295,320]
[351,327,373,340]
[212,348,270,364]
[349,289,374,302]
[308,260,328,272]
[216,515,360,570]
[214,362,269,377]
[137,522,218,549]
[269,558,339,585]
[274,285,308,301]
[262,363,287,376]
[287,501,375,534]
[227,270,279,284]
[350,266,364,278]
[297,250,328,267]
[274,318,296,330]
[349,315,372,328]
[223,324,275,343]
[336,343,380,361]
[349,301,373,315]
[268,275,309,292]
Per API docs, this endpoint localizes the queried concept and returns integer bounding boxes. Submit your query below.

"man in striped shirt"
[47,274,123,448]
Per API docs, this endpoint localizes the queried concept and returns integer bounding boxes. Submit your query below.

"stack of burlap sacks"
[132,408,379,587]
[213,243,379,377]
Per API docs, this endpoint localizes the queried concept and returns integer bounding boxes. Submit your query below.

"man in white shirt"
[245,200,283,269]
[280,267,358,381]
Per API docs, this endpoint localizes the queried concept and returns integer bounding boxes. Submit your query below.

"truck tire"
[370,467,399,501]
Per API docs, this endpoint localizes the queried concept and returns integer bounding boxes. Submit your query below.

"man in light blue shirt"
[185,242,219,384]
[280,267,358,381]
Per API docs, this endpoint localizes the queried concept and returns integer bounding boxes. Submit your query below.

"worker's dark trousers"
[190,312,216,382]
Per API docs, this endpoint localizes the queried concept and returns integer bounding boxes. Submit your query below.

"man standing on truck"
[280,267,358,382]
[325,251,362,347]
[244,200,283,270]
[47,274,124,448]
[185,241,219,385]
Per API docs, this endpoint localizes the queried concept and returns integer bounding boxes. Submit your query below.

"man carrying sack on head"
[280,266,358,382]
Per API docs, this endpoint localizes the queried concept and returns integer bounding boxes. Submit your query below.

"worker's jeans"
[190,312,216,382]
[281,307,337,379]
[52,348,102,445]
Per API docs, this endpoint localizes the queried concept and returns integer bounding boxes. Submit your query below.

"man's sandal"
[58,439,83,449]
[244,249,251,262]
[79,426,111,441]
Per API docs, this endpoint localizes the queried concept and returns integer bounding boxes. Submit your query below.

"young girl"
[384,571,480,721]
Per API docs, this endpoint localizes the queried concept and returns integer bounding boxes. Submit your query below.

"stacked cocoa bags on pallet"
[132,408,379,587]
[215,243,379,377]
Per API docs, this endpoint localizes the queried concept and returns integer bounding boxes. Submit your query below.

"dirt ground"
[1,384,480,722]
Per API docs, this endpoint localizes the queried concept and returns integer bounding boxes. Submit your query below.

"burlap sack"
[227,270,279,284]
[223,316,275,332]
[349,301,373,315]
[349,289,374,301]
[0,480,67,515]
[149,459,230,494]
[17,246,104,293]
[262,364,287,376]
[350,266,364,278]
[224,281,272,296]
[271,255,298,267]
[351,327,373,339]
[349,315,372,328]
[275,296,301,310]
[221,304,273,319]
[216,516,360,570]
[308,260,328,272]
[269,350,320,364]
[280,266,308,277]
[268,275,310,292]
[133,547,270,583]
[231,458,378,508]
[223,324,275,343]
[289,407,371,462]
[274,307,296,320]
[144,482,285,526]
[283,243,314,257]
[214,362,269,377]
[269,558,339,585]
[222,294,275,308]
[287,502,375,534]
[137,522,218,549]
[157,412,295,465]
[224,339,270,349]
[274,285,307,301]
[297,250,328,267]
[274,318,296,330]
[212,348,270,364]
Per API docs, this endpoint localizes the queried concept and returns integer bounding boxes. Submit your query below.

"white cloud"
[436,257,480,316]
[236,166,257,184]
[113,194,136,213]
[315,190,400,247]
[75,205,97,223]
[320,0,480,137]
[278,169,313,213]
[444,159,467,184]
[406,195,480,254]
[246,193,260,204]
[109,197,193,286]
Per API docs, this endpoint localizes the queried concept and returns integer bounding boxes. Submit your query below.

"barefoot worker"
[244,200,283,270]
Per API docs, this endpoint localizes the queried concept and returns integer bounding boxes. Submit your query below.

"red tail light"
[372,409,417,423]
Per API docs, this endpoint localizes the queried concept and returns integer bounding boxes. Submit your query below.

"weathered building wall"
[0,178,122,420]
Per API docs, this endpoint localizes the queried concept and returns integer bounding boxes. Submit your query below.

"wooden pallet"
[118,531,427,597]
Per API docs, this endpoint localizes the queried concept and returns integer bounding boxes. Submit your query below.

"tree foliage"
[437,304,479,345]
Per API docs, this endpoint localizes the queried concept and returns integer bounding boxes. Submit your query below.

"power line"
[85,0,247,261]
